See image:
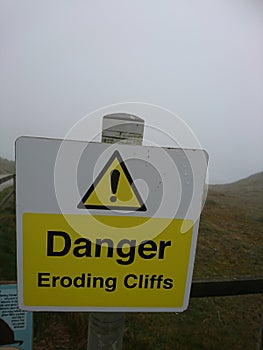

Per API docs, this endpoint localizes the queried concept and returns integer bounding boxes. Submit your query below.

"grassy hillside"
[195,171,263,278]
[210,171,263,220]
[0,156,15,174]
[0,172,262,349]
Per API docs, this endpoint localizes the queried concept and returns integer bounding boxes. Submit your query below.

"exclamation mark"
[110,169,120,202]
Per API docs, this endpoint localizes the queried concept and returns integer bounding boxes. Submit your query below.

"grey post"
[87,113,145,350]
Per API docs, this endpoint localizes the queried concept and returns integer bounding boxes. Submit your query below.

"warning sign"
[22,213,193,309]
[15,136,208,312]
[78,151,146,211]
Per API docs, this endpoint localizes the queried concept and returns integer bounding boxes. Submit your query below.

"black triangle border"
[78,150,147,211]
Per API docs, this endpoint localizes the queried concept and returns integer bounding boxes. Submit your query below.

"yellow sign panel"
[23,213,193,309]
[78,151,146,211]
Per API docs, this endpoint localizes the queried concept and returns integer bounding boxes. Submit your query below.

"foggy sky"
[0,0,262,184]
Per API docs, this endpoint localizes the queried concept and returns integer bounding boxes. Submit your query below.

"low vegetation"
[0,157,15,174]
[0,186,16,280]
[0,172,262,349]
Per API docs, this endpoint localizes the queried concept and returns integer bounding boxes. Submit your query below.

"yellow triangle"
[78,151,146,211]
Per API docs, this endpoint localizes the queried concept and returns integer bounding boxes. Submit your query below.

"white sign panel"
[16,136,208,312]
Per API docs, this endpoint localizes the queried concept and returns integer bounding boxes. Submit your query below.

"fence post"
[87,113,145,350]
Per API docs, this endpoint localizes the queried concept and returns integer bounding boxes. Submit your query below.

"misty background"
[0,0,262,184]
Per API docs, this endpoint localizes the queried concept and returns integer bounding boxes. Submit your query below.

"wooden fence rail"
[1,277,262,298]
[191,276,263,297]
[0,174,15,208]
[0,174,14,185]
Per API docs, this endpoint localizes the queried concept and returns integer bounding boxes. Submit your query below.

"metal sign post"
[87,113,144,349]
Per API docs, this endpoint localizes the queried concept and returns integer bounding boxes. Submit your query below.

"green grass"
[124,295,262,350]
[0,186,16,280]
